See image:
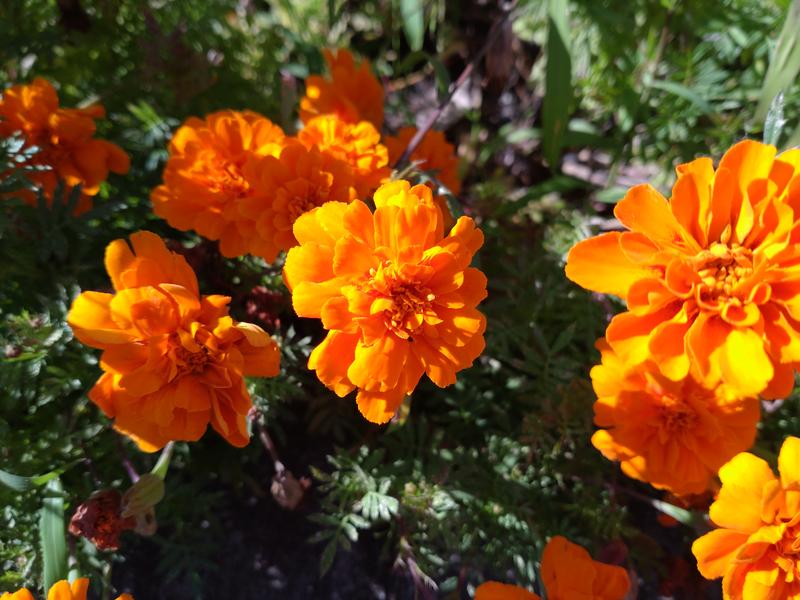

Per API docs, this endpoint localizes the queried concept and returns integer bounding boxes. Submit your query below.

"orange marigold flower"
[298,114,390,197]
[283,180,487,423]
[238,142,357,262]
[692,436,800,599]
[299,48,384,129]
[590,338,759,495]
[566,140,800,399]
[1,579,132,600]
[150,110,286,258]
[474,581,540,600]
[66,231,280,451]
[475,536,630,600]
[384,126,460,229]
[0,78,129,213]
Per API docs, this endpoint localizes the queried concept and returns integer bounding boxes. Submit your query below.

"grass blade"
[542,0,573,168]
[39,477,67,590]
[755,0,800,123]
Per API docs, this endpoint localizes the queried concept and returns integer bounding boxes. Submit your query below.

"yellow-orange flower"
[0,78,129,213]
[566,140,800,399]
[692,436,800,599]
[591,339,759,496]
[299,48,384,129]
[1,579,132,600]
[475,536,630,600]
[67,231,280,451]
[475,581,540,600]
[298,114,390,197]
[238,142,357,262]
[384,126,460,229]
[150,110,286,258]
[283,180,487,423]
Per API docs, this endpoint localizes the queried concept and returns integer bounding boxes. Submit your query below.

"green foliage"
[3,0,800,598]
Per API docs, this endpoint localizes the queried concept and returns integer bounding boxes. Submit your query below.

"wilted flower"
[0,78,129,213]
[692,436,800,599]
[67,231,280,451]
[299,48,384,129]
[150,110,286,257]
[68,489,135,551]
[283,180,486,423]
[591,338,759,495]
[566,140,800,398]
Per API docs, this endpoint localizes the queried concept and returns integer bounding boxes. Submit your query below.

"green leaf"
[755,0,800,123]
[542,0,573,168]
[39,477,67,591]
[151,441,174,480]
[319,537,338,576]
[763,91,786,146]
[0,467,33,492]
[648,78,713,115]
[399,0,425,52]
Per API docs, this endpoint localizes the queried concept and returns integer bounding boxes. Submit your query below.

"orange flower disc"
[150,110,286,258]
[0,78,129,213]
[475,536,629,600]
[67,231,280,451]
[692,436,800,599]
[283,180,487,423]
[566,140,800,399]
[591,339,759,496]
[298,114,390,197]
[299,48,384,129]
[384,126,461,229]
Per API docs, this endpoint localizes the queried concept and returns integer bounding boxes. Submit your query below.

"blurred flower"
[475,535,630,600]
[283,181,486,423]
[384,126,461,229]
[67,231,280,451]
[0,77,129,213]
[238,143,357,262]
[475,581,540,600]
[151,110,285,257]
[591,338,759,495]
[68,489,135,551]
[298,114,390,197]
[299,48,384,129]
[566,140,800,398]
[242,286,285,331]
[693,436,800,599]
[1,579,132,600]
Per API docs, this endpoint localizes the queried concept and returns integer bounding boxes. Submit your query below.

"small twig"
[250,408,284,474]
[393,3,517,169]
[79,439,102,488]
[115,436,140,483]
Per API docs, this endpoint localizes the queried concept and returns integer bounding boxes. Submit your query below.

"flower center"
[778,525,800,558]
[212,161,249,197]
[693,242,754,303]
[287,193,321,222]
[649,386,699,434]
[175,345,211,374]
[364,263,435,340]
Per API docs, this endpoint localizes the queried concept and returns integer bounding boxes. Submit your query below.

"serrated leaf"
[319,537,338,576]
[39,477,67,590]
